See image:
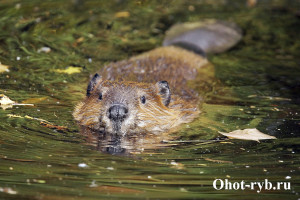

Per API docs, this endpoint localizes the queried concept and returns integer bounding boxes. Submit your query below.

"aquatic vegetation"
[0,1,299,199]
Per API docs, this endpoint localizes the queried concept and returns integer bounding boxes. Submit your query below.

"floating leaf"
[0,94,15,105]
[53,66,82,74]
[219,128,276,142]
[0,63,10,73]
[0,95,14,109]
[0,94,34,110]
[0,104,13,110]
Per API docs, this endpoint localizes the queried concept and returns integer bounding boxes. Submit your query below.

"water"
[0,0,299,199]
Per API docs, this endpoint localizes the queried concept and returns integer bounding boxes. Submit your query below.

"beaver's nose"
[108,104,128,121]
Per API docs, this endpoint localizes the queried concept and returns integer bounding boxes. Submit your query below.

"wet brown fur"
[73,46,213,135]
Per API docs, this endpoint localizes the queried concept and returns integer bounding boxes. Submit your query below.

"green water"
[0,0,299,199]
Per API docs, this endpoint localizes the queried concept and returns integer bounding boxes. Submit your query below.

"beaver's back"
[100,46,212,101]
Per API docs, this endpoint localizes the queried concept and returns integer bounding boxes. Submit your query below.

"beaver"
[73,20,241,136]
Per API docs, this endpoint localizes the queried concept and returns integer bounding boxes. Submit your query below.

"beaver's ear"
[155,81,171,106]
[87,73,102,96]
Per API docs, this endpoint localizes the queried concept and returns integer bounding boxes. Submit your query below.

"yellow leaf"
[53,66,82,74]
[219,128,276,142]
[115,11,130,18]
[0,63,10,73]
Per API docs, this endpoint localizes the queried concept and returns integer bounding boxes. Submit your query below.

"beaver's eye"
[140,96,146,104]
[98,92,103,100]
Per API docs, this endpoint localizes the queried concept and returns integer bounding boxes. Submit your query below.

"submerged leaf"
[53,66,82,74]
[219,128,276,142]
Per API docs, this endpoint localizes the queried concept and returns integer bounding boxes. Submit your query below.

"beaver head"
[73,73,195,136]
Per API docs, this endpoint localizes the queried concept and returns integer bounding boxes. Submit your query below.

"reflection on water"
[79,127,177,155]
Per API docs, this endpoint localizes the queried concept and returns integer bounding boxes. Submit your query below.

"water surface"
[0,1,299,199]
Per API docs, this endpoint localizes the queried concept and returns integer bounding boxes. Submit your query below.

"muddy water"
[0,1,299,199]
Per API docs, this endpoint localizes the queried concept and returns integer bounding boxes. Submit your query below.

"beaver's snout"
[108,104,128,122]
